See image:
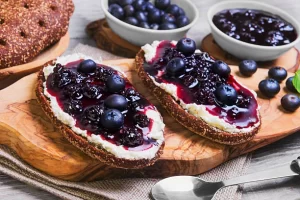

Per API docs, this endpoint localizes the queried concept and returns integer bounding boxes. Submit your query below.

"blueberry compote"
[213,9,297,46]
[144,41,259,129]
[46,60,158,151]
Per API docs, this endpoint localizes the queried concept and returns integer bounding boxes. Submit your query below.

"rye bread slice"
[35,61,164,169]
[135,49,261,145]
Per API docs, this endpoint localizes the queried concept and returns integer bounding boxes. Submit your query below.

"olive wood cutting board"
[0,33,70,90]
[0,58,299,182]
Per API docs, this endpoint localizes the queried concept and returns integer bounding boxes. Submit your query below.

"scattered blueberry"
[238,60,258,77]
[104,94,128,111]
[159,22,177,30]
[166,4,180,17]
[78,59,97,74]
[124,5,135,17]
[101,109,124,131]
[176,38,196,56]
[124,17,139,26]
[150,23,159,30]
[155,0,171,10]
[148,8,161,23]
[161,14,176,24]
[118,0,134,7]
[281,94,300,112]
[119,128,143,147]
[139,21,150,29]
[176,15,190,28]
[258,79,280,98]
[212,60,231,78]
[133,0,146,11]
[106,74,126,93]
[268,66,287,82]
[215,84,238,106]
[109,4,124,20]
[135,11,147,22]
[166,57,185,76]
[286,76,297,93]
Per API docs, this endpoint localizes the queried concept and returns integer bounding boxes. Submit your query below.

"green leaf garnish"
[293,70,300,93]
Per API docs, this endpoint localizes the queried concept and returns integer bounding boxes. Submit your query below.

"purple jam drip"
[46,60,157,151]
[213,9,298,46]
[143,41,259,129]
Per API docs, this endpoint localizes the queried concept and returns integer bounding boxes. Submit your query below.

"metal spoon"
[151,157,300,200]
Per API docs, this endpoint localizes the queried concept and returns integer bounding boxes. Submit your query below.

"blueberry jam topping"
[213,9,297,46]
[143,40,259,129]
[46,60,157,150]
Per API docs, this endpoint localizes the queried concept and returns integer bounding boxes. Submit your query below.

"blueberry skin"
[139,21,150,29]
[135,11,148,22]
[215,84,238,106]
[281,94,300,112]
[124,17,139,26]
[176,38,196,56]
[212,60,231,78]
[78,59,97,74]
[148,9,161,23]
[109,4,124,20]
[104,94,128,111]
[124,5,135,17]
[268,66,288,82]
[166,4,180,17]
[101,109,124,131]
[134,0,146,11]
[258,79,281,98]
[155,0,171,10]
[145,2,155,12]
[159,22,177,30]
[238,60,258,77]
[286,76,298,93]
[118,0,134,7]
[150,23,159,30]
[161,14,176,24]
[178,7,185,16]
[166,58,185,76]
[106,74,126,93]
[108,0,118,6]
[176,15,190,28]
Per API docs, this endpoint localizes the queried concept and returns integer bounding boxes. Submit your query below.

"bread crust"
[35,62,164,169]
[0,0,74,69]
[135,50,261,145]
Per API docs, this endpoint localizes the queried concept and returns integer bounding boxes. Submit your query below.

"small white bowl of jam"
[207,1,300,61]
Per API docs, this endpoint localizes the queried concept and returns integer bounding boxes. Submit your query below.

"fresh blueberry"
[145,2,155,12]
[150,23,159,30]
[139,21,150,29]
[238,60,258,77]
[133,0,146,11]
[108,0,118,6]
[135,11,147,22]
[268,66,287,82]
[109,4,124,20]
[178,7,185,16]
[124,17,139,26]
[166,58,185,76]
[104,94,128,111]
[176,15,190,28]
[118,0,134,7]
[159,22,177,30]
[258,79,280,98]
[160,10,166,17]
[101,109,124,131]
[286,76,297,93]
[78,59,97,74]
[106,74,126,93]
[155,0,170,10]
[124,5,135,17]
[148,8,161,23]
[212,60,231,78]
[281,94,300,112]
[161,14,176,24]
[215,84,238,106]
[176,38,196,56]
[166,4,180,17]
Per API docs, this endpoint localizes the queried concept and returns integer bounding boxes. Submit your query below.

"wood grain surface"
[0,58,299,181]
[0,33,70,90]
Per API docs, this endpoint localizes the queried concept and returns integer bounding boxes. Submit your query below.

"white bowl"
[101,0,199,46]
[207,1,300,61]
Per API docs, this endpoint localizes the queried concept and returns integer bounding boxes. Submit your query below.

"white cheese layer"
[43,53,165,160]
[143,41,260,134]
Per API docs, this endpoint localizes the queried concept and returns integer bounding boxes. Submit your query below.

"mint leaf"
[293,70,300,93]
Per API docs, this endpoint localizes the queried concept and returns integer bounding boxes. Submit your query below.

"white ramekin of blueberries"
[101,0,199,46]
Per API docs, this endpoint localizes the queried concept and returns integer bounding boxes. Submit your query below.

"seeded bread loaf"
[0,0,74,69]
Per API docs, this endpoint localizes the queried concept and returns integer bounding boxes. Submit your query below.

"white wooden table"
[0,0,299,199]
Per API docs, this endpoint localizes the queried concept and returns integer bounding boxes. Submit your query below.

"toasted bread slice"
[36,54,165,169]
[135,41,261,145]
